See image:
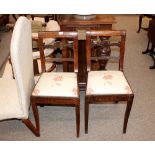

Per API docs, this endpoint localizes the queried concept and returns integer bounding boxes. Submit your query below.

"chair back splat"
[86,30,126,72]
[38,31,78,73]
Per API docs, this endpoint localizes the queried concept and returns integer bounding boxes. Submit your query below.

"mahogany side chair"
[0,17,40,136]
[31,31,80,137]
[85,30,134,134]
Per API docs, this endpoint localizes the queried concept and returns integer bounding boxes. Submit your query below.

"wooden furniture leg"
[123,96,134,133]
[85,98,89,134]
[137,15,144,33]
[33,59,39,75]
[142,39,151,54]
[76,105,80,137]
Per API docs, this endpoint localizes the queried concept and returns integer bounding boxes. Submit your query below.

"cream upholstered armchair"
[0,17,40,136]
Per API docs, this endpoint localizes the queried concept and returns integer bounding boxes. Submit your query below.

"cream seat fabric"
[86,71,132,95]
[32,72,78,97]
[0,78,24,120]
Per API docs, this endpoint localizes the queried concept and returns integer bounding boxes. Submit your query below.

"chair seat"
[33,48,54,60]
[0,78,25,120]
[86,71,132,95]
[32,72,79,97]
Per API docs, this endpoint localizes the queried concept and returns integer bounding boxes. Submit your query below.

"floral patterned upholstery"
[32,72,79,97]
[86,71,132,95]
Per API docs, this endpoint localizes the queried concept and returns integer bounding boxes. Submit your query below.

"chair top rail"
[86,30,126,37]
[38,31,78,39]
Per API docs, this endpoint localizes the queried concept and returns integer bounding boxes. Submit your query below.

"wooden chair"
[0,17,39,136]
[142,19,155,69]
[85,30,134,134]
[31,31,80,137]
[137,14,155,33]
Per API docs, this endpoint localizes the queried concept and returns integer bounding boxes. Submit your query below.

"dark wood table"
[59,14,116,90]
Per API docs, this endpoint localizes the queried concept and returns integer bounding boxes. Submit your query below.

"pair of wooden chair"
[0,16,134,138]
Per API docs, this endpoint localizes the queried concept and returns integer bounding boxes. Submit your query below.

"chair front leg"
[85,97,90,134]
[32,102,40,135]
[123,95,134,133]
[76,104,80,137]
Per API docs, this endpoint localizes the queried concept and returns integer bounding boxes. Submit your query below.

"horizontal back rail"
[86,30,126,37]
[38,31,78,39]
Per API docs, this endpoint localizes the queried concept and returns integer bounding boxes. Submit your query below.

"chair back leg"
[22,103,40,137]
[85,97,89,134]
[123,95,134,133]
[76,105,80,137]
[22,119,40,137]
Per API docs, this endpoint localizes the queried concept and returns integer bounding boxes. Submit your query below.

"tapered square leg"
[76,105,80,137]
[123,95,134,133]
[85,98,89,134]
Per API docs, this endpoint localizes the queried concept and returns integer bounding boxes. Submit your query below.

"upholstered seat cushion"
[32,72,79,97]
[86,71,132,95]
[0,78,25,120]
